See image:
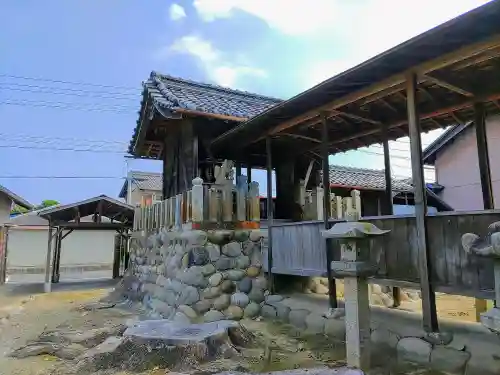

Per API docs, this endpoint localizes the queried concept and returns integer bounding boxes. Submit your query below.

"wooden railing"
[133,176,261,231]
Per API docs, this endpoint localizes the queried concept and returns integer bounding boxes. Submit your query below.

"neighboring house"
[0,185,33,225]
[422,115,500,211]
[4,208,117,284]
[118,171,162,206]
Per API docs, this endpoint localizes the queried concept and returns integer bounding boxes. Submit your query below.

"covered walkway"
[38,195,133,292]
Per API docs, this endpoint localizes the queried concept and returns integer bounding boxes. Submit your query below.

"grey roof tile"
[322,165,413,192]
[147,72,281,119]
[118,171,162,198]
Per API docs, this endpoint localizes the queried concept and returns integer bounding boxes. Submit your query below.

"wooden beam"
[327,91,500,147]
[174,108,247,122]
[261,35,500,137]
[304,159,314,188]
[332,110,382,125]
[281,133,321,143]
[423,73,474,97]
[474,102,494,209]
[321,112,337,309]
[407,72,439,333]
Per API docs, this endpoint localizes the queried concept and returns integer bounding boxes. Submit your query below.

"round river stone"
[213,294,231,311]
[209,272,223,287]
[231,292,250,308]
[244,302,261,318]
[226,305,244,320]
[246,266,261,278]
[220,280,235,293]
[238,277,252,293]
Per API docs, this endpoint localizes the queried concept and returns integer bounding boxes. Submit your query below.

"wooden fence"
[133,176,261,231]
[263,210,500,300]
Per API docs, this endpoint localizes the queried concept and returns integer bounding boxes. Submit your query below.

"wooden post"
[236,163,242,178]
[266,136,275,293]
[406,72,438,332]
[321,112,337,309]
[474,102,494,314]
[475,102,494,209]
[382,125,401,307]
[0,226,9,285]
[247,166,252,184]
[44,225,54,293]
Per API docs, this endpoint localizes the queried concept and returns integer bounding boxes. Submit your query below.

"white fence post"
[192,177,204,224]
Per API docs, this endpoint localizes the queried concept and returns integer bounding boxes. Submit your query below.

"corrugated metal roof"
[0,184,33,209]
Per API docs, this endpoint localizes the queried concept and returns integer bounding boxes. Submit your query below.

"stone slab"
[124,319,238,344]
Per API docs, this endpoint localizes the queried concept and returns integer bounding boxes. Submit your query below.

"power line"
[0,82,140,96]
[0,176,125,179]
[0,144,128,154]
[0,73,140,91]
[0,100,134,114]
[0,132,129,145]
[1,85,140,101]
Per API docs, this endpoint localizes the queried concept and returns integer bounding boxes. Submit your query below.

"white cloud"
[168,35,266,88]
[169,3,186,21]
[193,0,492,88]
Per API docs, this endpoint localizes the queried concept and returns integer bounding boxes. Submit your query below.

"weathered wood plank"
[270,211,500,299]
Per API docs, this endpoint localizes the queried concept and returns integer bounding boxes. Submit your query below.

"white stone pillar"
[192,177,204,225]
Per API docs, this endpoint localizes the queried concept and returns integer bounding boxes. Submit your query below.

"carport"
[38,195,134,292]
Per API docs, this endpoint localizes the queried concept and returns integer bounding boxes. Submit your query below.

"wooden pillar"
[162,136,169,199]
[236,163,242,177]
[247,166,252,183]
[44,225,54,293]
[474,102,494,313]
[475,102,494,209]
[382,125,401,307]
[0,226,9,285]
[321,113,338,309]
[266,136,275,293]
[406,72,439,332]
[113,231,121,279]
[52,227,62,283]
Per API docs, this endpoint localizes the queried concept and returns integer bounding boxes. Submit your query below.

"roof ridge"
[150,71,283,103]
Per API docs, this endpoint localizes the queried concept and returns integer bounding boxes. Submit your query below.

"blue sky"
[0,0,490,205]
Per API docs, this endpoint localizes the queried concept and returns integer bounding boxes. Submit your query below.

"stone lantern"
[462,221,500,335]
[321,212,390,371]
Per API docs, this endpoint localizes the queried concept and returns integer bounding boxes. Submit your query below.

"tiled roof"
[324,165,413,192]
[129,72,282,154]
[118,171,162,198]
[147,72,282,118]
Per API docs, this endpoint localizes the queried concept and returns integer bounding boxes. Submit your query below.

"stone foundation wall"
[124,228,268,323]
